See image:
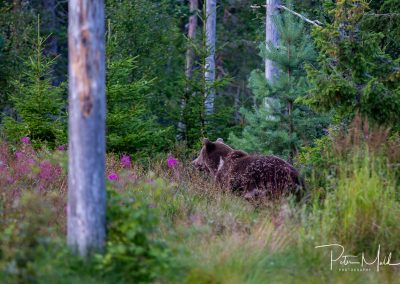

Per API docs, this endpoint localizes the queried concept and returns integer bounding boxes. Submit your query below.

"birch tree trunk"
[204,0,217,116]
[177,0,198,139]
[67,0,106,257]
[265,0,280,82]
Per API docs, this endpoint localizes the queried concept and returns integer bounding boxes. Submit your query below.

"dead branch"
[251,4,323,27]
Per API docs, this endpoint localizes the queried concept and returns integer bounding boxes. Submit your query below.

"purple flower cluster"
[58,145,66,151]
[120,155,131,168]
[21,137,30,144]
[38,160,62,190]
[108,172,119,181]
[167,156,178,168]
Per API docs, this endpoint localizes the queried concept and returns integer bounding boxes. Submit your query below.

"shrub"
[0,192,55,282]
[96,187,172,283]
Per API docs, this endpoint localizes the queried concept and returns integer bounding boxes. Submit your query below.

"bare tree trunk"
[233,82,242,123]
[42,0,57,56]
[204,0,216,116]
[68,0,106,257]
[186,0,198,80]
[177,0,198,140]
[265,0,280,83]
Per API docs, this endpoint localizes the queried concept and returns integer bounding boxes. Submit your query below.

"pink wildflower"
[120,155,131,168]
[39,160,61,181]
[167,156,178,168]
[21,137,30,144]
[108,172,119,181]
[58,145,66,151]
[15,151,24,159]
[6,175,14,184]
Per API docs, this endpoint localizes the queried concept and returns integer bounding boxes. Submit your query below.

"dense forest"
[0,0,400,283]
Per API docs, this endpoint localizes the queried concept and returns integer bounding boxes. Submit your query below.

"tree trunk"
[204,0,216,116]
[67,0,106,257]
[177,0,198,140]
[265,0,280,83]
[186,0,198,80]
[233,82,242,123]
[42,0,57,56]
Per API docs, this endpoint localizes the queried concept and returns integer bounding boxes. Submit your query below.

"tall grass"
[1,120,400,283]
[315,154,400,254]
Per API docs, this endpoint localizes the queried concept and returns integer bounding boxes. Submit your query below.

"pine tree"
[229,5,330,160]
[2,17,65,147]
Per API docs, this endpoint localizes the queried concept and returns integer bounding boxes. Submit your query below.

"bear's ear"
[203,138,215,151]
[216,138,224,143]
[231,150,247,159]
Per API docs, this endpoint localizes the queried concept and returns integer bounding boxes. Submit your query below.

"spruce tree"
[229,5,330,160]
[2,18,65,147]
[106,38,173,155]
[302,0,400,128]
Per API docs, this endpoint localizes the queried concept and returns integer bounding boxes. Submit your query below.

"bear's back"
[217,152,303,198]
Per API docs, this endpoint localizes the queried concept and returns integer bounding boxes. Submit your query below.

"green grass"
[1,143,400,283]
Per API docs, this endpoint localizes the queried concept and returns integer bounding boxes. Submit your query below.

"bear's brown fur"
[192,138,304,200]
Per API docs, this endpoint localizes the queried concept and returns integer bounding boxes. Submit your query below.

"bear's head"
[192,138,233,175]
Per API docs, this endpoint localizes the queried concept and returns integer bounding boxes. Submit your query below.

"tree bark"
[265,0,280,83]
[42,0,57,56]
[186,0,198,80]
[67,0,106,257]
[177,0,198,140]
[204,0,217,116]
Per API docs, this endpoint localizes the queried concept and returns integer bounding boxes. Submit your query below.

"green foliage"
[178,10,233,148]
[316,155,400,253]
[1,19,66,147]
[0,2,36,113]
[0,192,56,282]
[106,54,173,155]
[303,0,400,128]
[106,0,185,130]
[97,186,172,283]
[230,5,330,159]
[364,0,400,59]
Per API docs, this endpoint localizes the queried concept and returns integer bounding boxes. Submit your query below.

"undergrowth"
[0,121,399,283]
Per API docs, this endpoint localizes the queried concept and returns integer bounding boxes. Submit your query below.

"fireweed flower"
[167,156,178,168]
[108,172,118,181]
[120,155,131,168]
[58,145,66,151]
[15,151,24,159]
[21,137,30,144]
[39,160,61,181]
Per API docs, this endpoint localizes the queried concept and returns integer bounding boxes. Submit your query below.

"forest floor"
[0,139,400,283]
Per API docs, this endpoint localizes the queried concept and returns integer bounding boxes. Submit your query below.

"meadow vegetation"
[1,1,400,283]
[0,118,399,283]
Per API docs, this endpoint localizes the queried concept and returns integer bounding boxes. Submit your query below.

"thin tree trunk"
[177,0,198,140]
[204,0,216,116]
[42,0,57,56]
[186,0,198,80]
[68,0,106,257]
[42,0,59,85]
[265,0,279,82]
[233,82,242,123]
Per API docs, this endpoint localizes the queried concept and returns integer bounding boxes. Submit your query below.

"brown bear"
[192,138,304,200]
